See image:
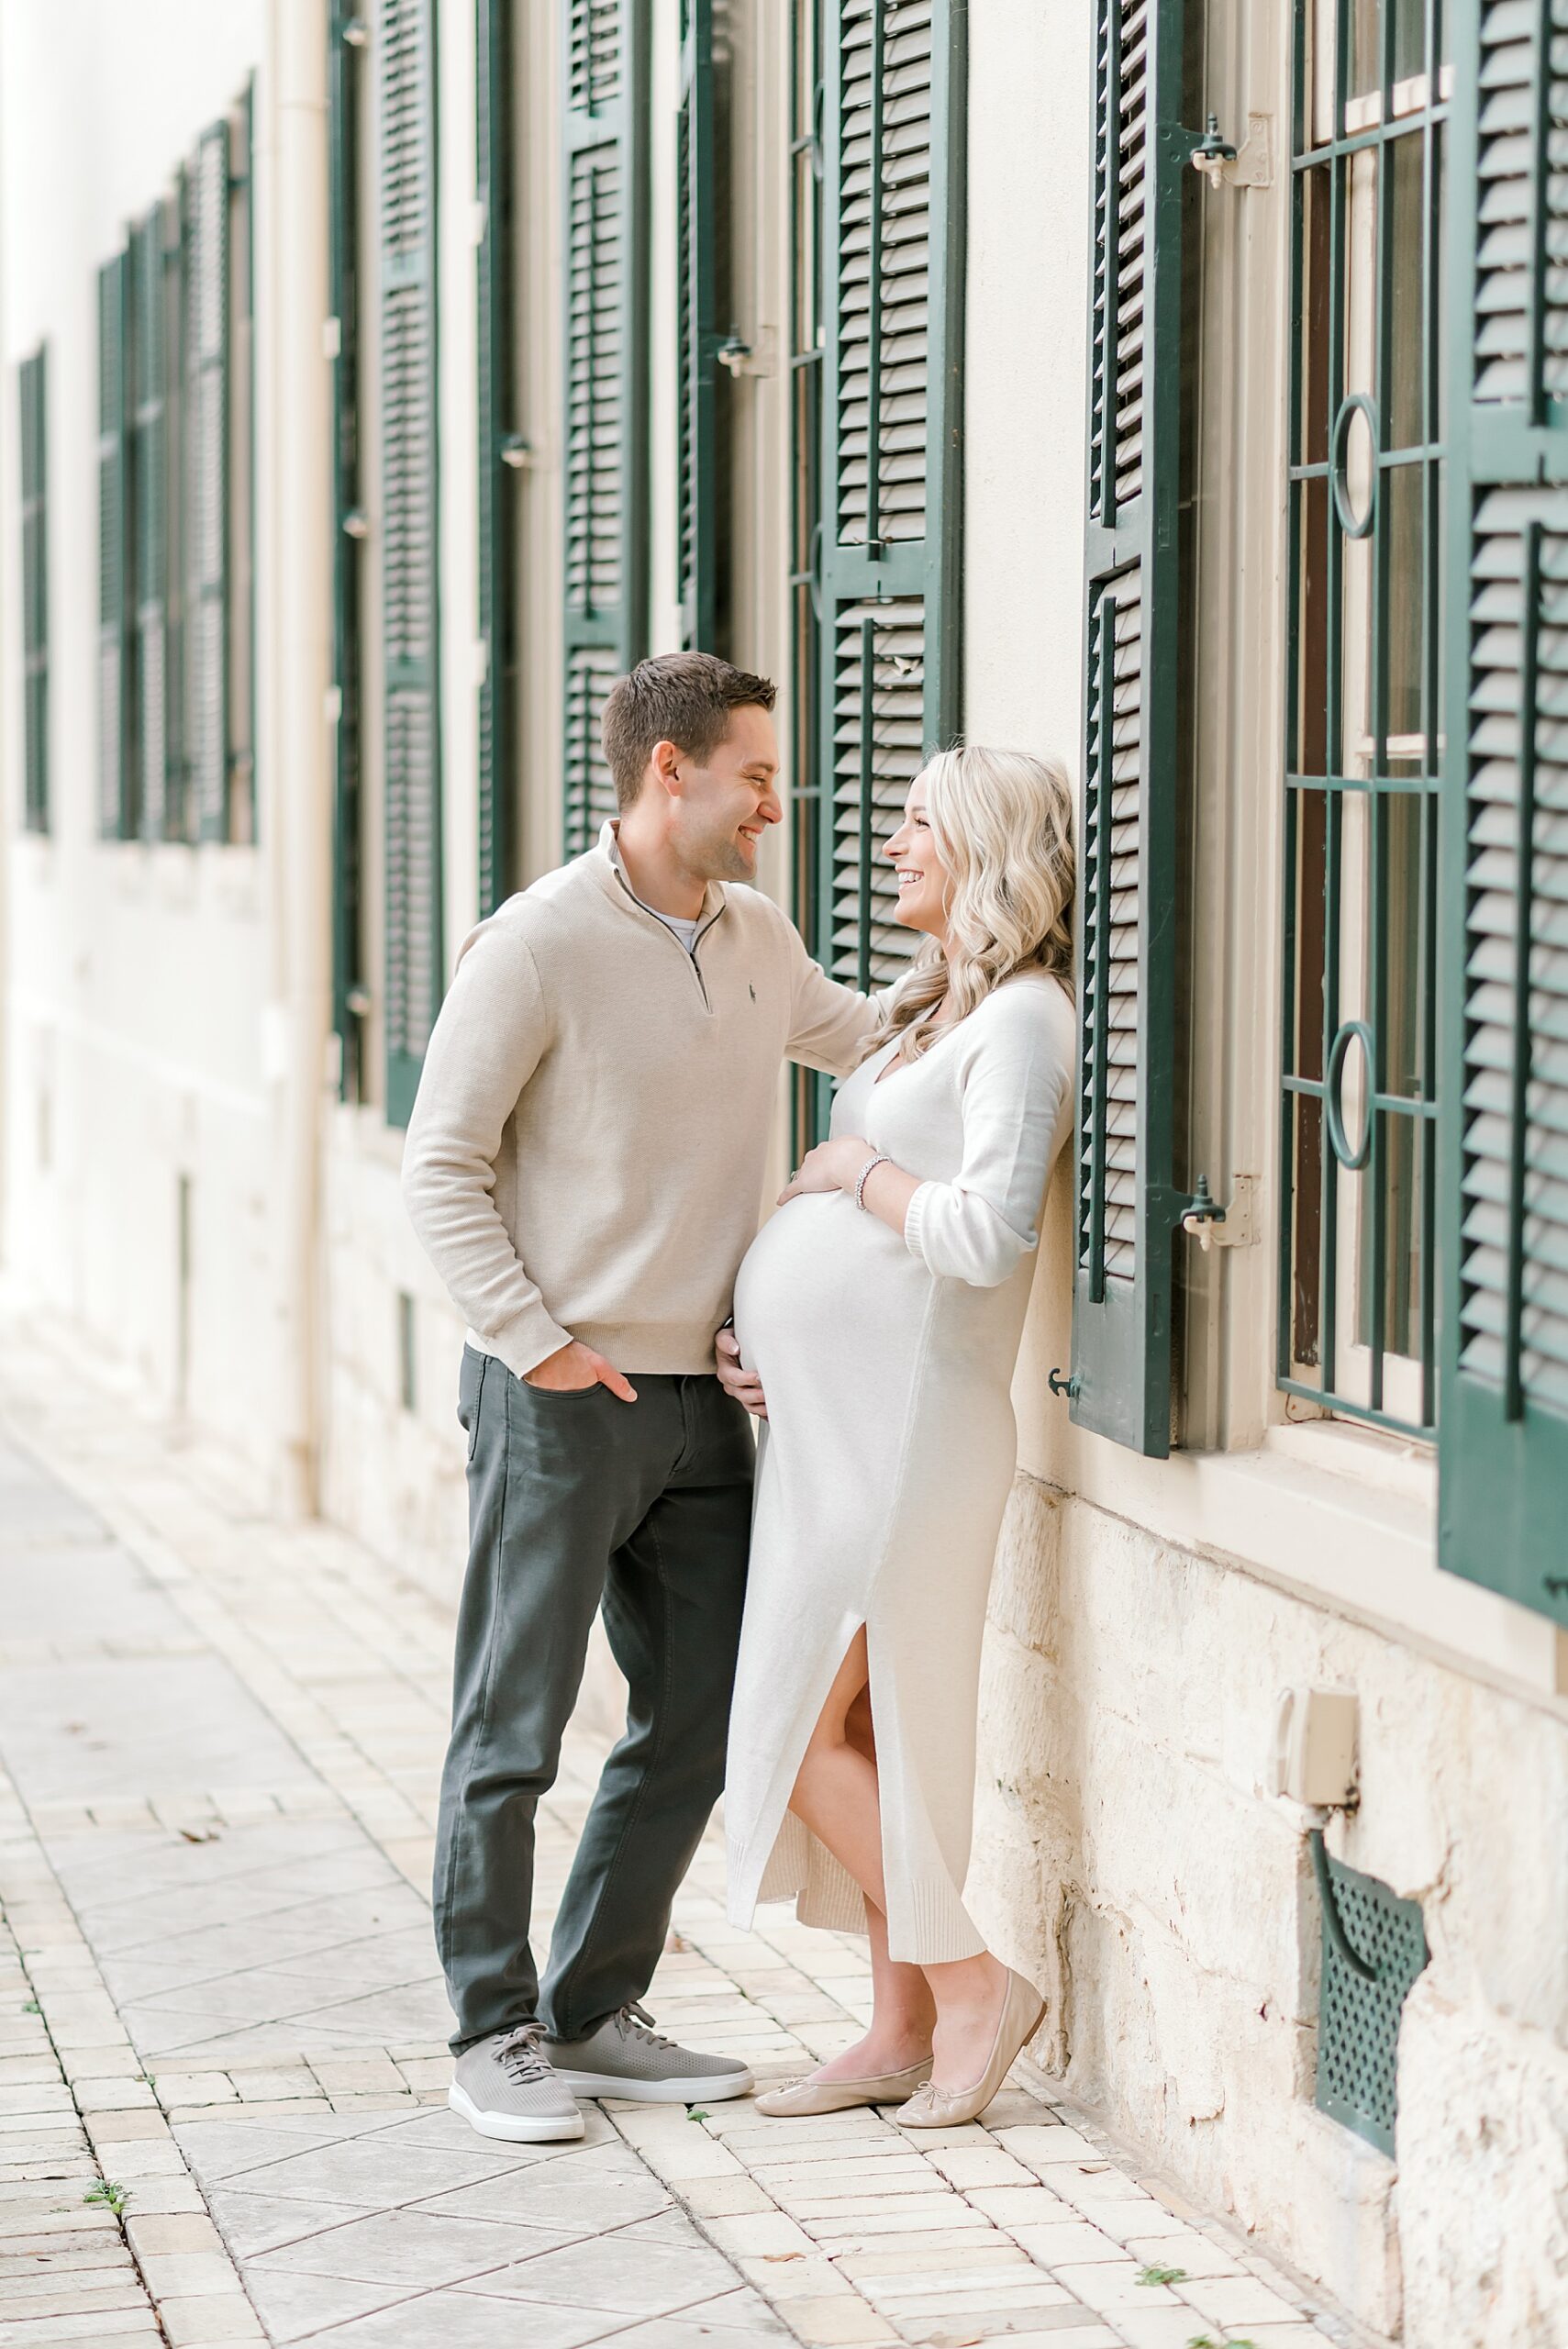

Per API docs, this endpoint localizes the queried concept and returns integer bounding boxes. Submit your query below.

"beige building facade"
[1,1,1564,2343]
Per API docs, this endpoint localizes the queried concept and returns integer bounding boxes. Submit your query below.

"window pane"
[1296,478,1330,773]
[1384,460,1426,753]
[1299,165,1333,467]
[1385,128,1426,451]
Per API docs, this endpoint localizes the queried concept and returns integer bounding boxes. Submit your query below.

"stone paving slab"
[0,1316,1384,2349]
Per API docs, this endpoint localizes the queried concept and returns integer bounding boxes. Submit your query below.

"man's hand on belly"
[524,1340,639,1401]
[716,1327,767,1419]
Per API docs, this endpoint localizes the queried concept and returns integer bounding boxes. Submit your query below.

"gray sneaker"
[547,2000,754,2104]
[450,2022,584,2143]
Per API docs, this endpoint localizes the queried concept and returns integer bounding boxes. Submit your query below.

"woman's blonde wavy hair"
[867,744,1074,1065]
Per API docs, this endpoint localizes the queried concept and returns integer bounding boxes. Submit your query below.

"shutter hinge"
[1047,1367,1081,1400]
[499,432,534,470]
[1179,1174,1258,1252]
[340,15,369,46]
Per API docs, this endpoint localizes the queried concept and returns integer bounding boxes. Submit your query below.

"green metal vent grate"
[1312,1833,1428,2157]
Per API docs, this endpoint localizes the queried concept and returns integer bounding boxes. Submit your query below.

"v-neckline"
[872,1015,962,1089]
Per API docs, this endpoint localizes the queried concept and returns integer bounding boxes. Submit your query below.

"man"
[402,652,877,2142]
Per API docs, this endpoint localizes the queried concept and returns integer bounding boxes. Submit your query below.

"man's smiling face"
[665,702,784,883]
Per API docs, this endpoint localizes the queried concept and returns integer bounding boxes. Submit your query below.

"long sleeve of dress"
[902,986,1073,1288]
[401,919,573,1377]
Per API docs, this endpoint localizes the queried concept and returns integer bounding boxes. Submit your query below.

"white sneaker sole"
[449,2081,584,2143]
[550,2065,755,2105]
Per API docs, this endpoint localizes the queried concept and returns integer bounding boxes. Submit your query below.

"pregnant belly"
[732,1189,921,1378]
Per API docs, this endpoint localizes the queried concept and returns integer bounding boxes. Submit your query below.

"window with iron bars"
[1281,0,1449,1436]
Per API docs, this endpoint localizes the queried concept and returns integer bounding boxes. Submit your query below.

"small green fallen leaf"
[686,2106,710,2123]
[21,1998,39,2015]
[1140,2263,1188,2286]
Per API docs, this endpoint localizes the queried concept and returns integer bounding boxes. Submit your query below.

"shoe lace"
[495,2022,553,2086]
[617,1999,679,2054]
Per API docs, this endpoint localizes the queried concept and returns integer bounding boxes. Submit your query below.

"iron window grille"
[1281,0,1450,1437]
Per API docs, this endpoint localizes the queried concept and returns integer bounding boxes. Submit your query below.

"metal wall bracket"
[1180,1173,1258,1252]
[1189,109,1273,191]
[716,327,775,379]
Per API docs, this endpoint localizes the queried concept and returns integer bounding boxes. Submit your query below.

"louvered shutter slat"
[807,0,962,1042]
[562,0,648,856]
[1067,0,1186,1455]
[1440,0,1568,1622]
[379,0,442,1129]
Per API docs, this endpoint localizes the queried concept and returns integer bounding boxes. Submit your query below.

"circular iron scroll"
[1325,1018,1375,1171]
[1330,394,1378,540]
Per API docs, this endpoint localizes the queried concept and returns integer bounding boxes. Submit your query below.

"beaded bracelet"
[854,1152,892,1211]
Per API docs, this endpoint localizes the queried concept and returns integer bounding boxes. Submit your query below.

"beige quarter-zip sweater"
[401,826,881,1378]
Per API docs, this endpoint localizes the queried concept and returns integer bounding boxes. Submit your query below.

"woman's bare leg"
[921,1950,1013,2094]
[790,1636,1022,2094]
[789,1633,935,2080]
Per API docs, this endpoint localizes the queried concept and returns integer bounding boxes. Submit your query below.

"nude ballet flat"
[752,2057,933,2118]
[893,1968,1045,2129]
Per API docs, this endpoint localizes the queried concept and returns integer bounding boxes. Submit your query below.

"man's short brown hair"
[601,653,777,811]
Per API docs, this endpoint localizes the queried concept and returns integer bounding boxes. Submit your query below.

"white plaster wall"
[962,0,1087,1479]
[0,0,269,1451]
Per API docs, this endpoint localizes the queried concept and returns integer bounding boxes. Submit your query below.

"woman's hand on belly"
[716,1325,767,1419]
[780,1133,921,1238]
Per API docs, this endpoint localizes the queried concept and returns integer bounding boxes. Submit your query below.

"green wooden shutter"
[1067,0,1187,1457]
[186,120,229,841]
[476,0,515,915]
[229,89,256,841]
[378,0,442,1128]
[1439,0,1568,1625]
[19,346,48,836]
[131,208,170,842]
[98,251,132,839]
[809,0,965,1074]
[562,0,649,858]
[676,0,719,652]
[329,3,365,1093]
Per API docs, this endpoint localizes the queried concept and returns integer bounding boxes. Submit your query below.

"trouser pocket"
[455,1345,487,1462]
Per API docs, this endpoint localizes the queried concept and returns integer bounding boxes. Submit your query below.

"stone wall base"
[968,1473,1568,2347]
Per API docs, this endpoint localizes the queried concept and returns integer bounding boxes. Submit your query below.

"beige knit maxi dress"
[725,973,1075,1965]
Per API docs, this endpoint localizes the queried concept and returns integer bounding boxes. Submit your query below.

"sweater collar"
[595,821,728,934]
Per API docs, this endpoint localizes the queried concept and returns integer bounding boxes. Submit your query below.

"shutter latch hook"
[1180,1174,1229,1251]
[1189,114,1237,188]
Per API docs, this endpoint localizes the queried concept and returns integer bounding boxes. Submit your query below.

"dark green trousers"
[434,1346,754,2051]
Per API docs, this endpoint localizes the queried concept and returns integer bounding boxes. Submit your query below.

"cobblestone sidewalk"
[0,1319,1373,2349]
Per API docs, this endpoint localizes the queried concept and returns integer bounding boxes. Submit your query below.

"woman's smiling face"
[884,786,952,940]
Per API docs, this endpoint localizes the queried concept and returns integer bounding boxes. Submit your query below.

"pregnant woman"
[717,744,1075,2128]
